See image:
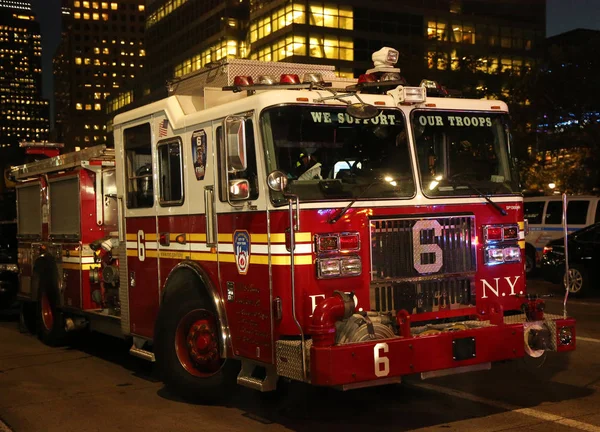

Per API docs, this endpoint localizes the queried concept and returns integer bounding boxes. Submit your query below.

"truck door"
[122,121,160,338]
[214,114,273,363]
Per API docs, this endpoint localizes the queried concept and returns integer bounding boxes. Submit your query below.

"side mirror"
[267,170,288,192]
[225,117,247,172]
[229,179,250,200]
[346,103,379,120]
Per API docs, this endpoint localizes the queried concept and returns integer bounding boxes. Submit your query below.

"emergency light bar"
[223,73,331,93]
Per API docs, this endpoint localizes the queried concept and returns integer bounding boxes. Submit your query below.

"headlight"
[0,263,18,273]
[317,256,362,278]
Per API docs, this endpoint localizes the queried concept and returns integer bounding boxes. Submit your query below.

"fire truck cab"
[14,48,575,400]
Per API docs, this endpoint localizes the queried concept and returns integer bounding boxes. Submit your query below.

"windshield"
[412,110,519,197]
[261,105,415,203]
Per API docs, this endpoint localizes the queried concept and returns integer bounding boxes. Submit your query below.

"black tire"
[563,265,589,297]
[35,261,68,346]
[154,273,237,403]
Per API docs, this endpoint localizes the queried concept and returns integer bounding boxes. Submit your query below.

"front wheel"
[154,280,237,402]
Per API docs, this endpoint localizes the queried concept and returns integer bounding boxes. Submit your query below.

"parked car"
[540,222,600,296]
[524,195,600,276]
[0,220,18,308]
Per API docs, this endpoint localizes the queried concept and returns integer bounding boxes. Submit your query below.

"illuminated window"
[76,103,83,110]
[103,47,109,54]
[92,2,99,9]
[309,34,353,60]
[83,12,90,19]
[75,57,82,64]
[427,20,447,41]
[309,3,353,30]
[427,51,448,70]
[74,1,81,6]
[335,68,353,79]
[147,0,188,28]
[94,103,101,110]
[138,5,144,11]
[83,1,90,7]
[74,12,81,19]
[462,23,474,44]
[110,3,117,10]
[102,13,108,20]
[101,2,108,8]
[249,2,305,43]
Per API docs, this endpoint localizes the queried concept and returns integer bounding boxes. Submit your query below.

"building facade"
[0,0,49,151]
[111,0,545,118]
[54,0,146,150]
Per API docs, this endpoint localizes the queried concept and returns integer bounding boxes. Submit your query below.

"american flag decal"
[159,119,169,137]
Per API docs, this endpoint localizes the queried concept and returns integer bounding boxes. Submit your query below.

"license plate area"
[453,337,476,361]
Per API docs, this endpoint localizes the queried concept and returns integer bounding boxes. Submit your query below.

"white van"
[523,195,600,274]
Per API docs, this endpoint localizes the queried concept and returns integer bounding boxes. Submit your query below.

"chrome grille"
[371,278,475,313]
[370,215,476,313]
[371,215,476,280]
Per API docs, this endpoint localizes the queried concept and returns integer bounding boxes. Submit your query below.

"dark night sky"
[27,0,600,125]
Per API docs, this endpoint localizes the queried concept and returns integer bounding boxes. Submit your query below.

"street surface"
[1,279,600,432]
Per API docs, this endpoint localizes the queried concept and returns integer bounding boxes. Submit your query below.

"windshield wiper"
[329,180,379,224]
[448,179,507,216]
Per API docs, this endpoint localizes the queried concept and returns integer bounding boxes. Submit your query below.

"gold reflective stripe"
[518,221,525,230]
[519,240,525,248]
[268,232,312,243]
[62,263,101,270]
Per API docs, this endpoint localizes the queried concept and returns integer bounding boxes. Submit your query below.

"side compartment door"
[214,114,273,363]
[122,122,160,338]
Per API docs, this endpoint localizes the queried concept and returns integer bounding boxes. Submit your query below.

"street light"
[548,182,556,189]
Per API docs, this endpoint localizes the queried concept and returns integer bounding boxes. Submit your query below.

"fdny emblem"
[233,230,250,275]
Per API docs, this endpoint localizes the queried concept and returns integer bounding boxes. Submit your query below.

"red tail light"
[485,226,502,242]
[339,233,360,251]
[233,75,253,86]
[543,245,553,255]
[280,74,300,84]
[358,73,376,84]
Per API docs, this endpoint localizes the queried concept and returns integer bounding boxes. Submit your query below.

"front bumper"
[307,314,575,387]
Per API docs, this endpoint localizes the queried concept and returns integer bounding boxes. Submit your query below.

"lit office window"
[308,3,352,30]
[309,34,353,60]
[249,3,305,43]
[427,51,448,70]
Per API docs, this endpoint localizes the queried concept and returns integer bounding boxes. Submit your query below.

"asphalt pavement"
[0,278,599,432]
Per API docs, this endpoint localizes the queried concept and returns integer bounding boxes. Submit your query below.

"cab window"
[217,119,259,202]
[124,123,153,208]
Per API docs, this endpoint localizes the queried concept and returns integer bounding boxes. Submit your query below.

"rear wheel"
[563,265,588,296]
[37,270,68,346]
[154,276,237,402]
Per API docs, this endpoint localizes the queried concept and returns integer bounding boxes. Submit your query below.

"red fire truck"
[14,48,575,400]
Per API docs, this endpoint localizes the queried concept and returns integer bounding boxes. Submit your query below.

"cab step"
[129,336,155,362]
[237,360,278,392]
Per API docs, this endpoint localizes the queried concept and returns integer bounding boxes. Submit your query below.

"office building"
[54,0,146,150]
[0,0,49,151]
